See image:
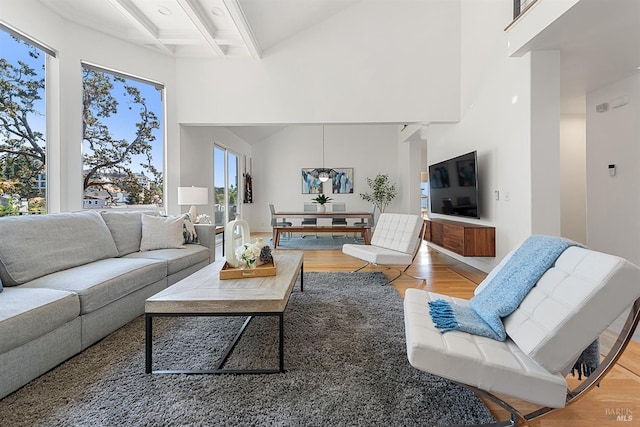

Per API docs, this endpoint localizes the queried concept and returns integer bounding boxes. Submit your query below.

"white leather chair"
[404,244,640,426]
[342,213,425,285]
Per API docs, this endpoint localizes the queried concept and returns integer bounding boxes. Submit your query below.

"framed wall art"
[331,168,354,194]
[301,168,323,194]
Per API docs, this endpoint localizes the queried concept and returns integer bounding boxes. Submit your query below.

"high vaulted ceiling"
[38,0,357,58]
[35,0,640,121]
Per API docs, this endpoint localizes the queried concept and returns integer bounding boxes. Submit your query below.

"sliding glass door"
[213,145,240,226]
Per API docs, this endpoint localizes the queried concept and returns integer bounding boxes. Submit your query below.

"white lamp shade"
[177,187,208,205]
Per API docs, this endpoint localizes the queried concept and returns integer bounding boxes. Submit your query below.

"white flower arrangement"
[235,243,262,269]
[195,213,211,224]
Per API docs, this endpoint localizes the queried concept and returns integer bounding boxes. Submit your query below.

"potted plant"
[360,174,397,214]
[312,193,332,212]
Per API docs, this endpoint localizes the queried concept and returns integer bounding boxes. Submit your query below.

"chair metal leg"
[440,298,640,426]
[451,382,521,426]
[350,262,425,286]
[350,262,371,273]
[381,265,426,286]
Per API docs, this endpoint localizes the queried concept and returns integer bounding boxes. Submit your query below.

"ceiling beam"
[105,0,174,55]
[223,0,262,59]
[176,0,226,57]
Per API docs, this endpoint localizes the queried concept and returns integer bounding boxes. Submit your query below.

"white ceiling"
[38,0,357,58]
[515,0,640,114]
[36,0,640,131]
[225,125,287,144]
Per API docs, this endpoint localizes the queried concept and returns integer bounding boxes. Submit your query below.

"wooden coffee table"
[145,251,304,374]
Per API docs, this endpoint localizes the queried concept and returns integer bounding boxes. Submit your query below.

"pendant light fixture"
[309,125,337,183]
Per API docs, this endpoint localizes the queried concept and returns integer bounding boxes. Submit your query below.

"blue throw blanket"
[429,235,579,341]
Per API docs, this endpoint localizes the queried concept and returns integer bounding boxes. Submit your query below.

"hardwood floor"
[243,234,640,426]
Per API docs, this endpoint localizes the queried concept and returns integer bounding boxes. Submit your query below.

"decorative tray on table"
[219,259,276,279]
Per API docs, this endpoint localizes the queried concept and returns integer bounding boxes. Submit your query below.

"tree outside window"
[0,31,47,216]
[82,66,164,209]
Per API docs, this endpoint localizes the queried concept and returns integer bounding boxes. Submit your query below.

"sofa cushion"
[183,215,198,244]
[140,215,185,251]
[0,211,119,286]
[19,258,167,315]
[100,211,144,256]
[0,287,80,354]
[126,244,209,275]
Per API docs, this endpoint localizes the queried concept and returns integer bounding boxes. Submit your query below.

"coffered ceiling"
[35,0,640,120]
[38,0,357,58]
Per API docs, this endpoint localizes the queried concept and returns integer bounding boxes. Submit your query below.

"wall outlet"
[494,190,499,200]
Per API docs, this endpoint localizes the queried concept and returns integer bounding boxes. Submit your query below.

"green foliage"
[82,68,162,206]
[311,193,332,205]
[214,185,237,206]
[360,174,397,213]
[0,195,19,217]
[0,37,47,204]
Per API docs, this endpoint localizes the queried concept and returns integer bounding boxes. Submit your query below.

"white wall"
[530,50,561,236]
[425,1,533,272]
[179,126,252,218]
[175,1,461,125]
[586,75,640,265]
[560,114,587,244]
[250,124,399,232]
[506,0,580,56]
[3,1,178,213]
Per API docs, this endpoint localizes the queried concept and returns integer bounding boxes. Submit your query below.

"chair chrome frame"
[447,297,640,426]
[351,222,426,286]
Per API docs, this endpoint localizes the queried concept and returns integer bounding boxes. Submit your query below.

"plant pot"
[317,204,326,213]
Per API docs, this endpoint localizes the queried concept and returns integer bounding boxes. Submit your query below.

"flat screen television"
[428,151,479,219]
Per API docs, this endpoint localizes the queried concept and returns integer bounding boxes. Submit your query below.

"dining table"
[271,210,374,247]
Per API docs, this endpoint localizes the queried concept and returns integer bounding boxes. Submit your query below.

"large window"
[81,64,164,209]
[213,145,240,225]
[0,25,51,216]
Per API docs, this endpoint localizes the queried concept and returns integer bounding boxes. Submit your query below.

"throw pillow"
[140,214,185,251]
[100,211,144,256]
[183,214,199,244]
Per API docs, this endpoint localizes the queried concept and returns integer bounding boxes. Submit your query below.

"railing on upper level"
[0,210,46,217]
[507,0,540,30]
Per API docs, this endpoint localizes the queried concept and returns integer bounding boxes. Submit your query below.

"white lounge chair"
[404,243,640,426]
[342,213,425,285]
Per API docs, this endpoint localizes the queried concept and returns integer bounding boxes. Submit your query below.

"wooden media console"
[423,218,495,257]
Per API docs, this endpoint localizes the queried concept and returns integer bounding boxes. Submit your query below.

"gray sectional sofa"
[0,210,215,399]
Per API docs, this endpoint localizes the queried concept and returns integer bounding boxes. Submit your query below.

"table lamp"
[177,186,208,221]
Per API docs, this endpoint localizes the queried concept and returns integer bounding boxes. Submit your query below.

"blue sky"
[214,147,238,190]
[1,30,163,177]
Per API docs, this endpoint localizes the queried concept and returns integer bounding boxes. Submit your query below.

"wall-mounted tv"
[428,151,479,219]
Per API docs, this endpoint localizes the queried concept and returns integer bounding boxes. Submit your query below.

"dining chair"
[301,202,318,238]
[331,201,348,238]
[269,203,292,242]
[353,203,375,241]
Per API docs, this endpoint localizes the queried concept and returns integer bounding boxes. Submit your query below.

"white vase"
[225,219,251,268]
[317,204,326,213]
[254,237,267,249]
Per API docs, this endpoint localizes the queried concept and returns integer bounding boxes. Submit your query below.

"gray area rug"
[0,272,494,426]
[272,235,363,250]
